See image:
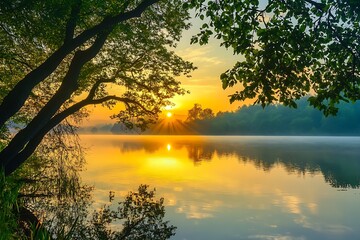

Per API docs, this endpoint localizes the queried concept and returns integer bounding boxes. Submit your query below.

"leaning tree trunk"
[0,0,160,129]
[0,32,109,175]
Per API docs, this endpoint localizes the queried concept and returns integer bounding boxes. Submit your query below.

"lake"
[80,135,360,240]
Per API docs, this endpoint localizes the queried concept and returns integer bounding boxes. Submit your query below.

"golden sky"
[84,17,253,126]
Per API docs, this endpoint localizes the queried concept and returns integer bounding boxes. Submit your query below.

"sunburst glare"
[164,105,173,110]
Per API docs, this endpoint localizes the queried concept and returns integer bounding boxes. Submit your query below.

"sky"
[84,15,253,126]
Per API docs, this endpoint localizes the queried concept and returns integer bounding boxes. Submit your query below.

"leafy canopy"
[186,0,360,115]
[0,0,194,175]
[186,103,214,121]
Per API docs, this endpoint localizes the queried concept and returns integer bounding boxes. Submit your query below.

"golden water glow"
[80,135,360,239]
[80,135,337,221]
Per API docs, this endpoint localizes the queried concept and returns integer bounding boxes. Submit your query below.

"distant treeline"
[78,123,130,134]
[187,98,360,135]
[79,98,360,135]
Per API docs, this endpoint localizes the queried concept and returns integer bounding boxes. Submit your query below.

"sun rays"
[149,118,195,135]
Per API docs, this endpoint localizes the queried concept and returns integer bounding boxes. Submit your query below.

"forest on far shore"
[185,98,360,135]
[82,98,360,136]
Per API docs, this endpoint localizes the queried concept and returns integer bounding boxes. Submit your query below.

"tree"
[0,0,194,175]
[78,185,176,240]
[186,103,214,121]
[200,107,215,120]
[183,97,360,135]
[186,103,203,121]
[1,172,177,239]
[187,0,360,115]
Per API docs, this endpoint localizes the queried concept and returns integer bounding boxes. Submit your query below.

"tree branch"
[11,57,34,70]
[90,95,155,115]
[326,11,360,59]
[4,93,153,175]
[87,77,117,100]
[303,0,326,11]
[64,0,82,43]
[0,0,160,128]
[0,31,110,169]
[120,74,153,92]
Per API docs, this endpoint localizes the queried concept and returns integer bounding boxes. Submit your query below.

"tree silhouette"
[187,0,360,115]
[0,0,194,175]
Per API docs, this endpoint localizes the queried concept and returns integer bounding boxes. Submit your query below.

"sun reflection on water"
[80,135,360,240]
[148,157,179,169]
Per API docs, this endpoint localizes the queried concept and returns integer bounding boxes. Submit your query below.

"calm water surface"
[80,135,360,240]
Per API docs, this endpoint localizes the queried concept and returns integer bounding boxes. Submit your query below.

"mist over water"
[81,135,360,240]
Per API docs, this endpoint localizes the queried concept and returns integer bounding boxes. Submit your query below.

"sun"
[166,112,172,118]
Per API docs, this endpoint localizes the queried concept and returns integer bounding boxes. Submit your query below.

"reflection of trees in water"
[203,140,360,189]
[11,136,176,239]
[186,144,214,165]
[319,159,360,189]
[120,141,164,153]
[117,137,360,189]
[81,185,176,240]
[111,138,186,154]
[14,134,93,237]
